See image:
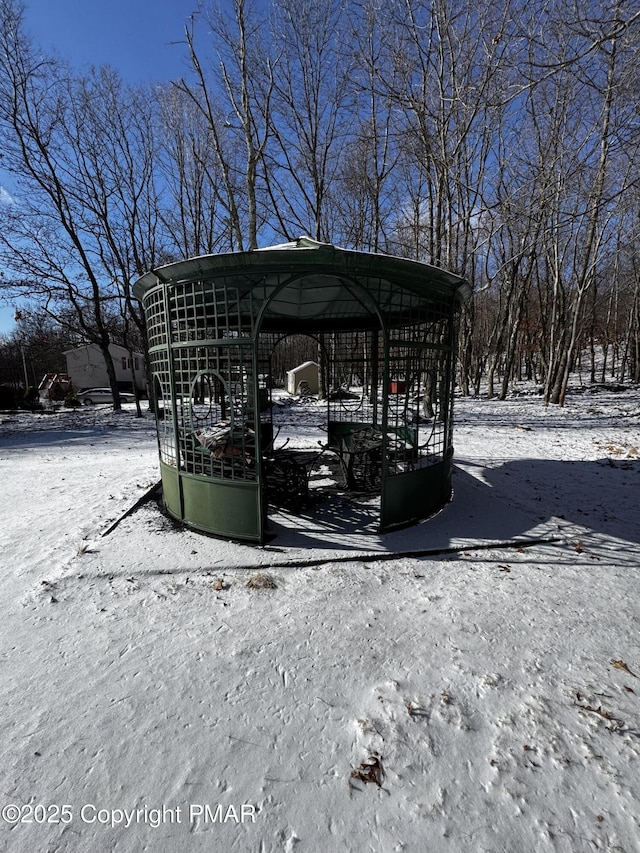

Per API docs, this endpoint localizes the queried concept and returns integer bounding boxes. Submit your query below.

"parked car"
[76,388,136,405]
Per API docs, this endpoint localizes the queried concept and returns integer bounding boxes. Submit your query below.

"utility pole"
[14,308,29,388]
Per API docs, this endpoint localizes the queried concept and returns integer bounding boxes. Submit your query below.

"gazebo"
[133,237,470,542]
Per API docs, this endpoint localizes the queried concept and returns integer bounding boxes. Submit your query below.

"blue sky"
[0,0,199,335]
[24,0,197,85]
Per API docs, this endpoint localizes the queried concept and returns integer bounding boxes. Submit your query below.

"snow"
[1,384,639,852]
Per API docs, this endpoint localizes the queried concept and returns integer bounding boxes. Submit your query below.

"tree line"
[0,0,638,408]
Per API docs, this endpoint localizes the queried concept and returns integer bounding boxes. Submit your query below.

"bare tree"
[67,68,167,412]
[329,0,401,251]
[157,85,225,257]
[0,2,123,403]
[267,0,353,241]
[532,0,635,404]
[384,0,514,267]
[455,0,640,400]
[3,0,639,408]
[0,2,164,409]
[173,0,273,250]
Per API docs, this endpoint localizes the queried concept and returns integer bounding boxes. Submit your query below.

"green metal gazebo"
[133,237,470,542]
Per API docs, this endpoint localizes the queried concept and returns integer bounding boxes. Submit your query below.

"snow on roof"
[133,235,471,306]
[255,235,333,252]
[286,360,318,375]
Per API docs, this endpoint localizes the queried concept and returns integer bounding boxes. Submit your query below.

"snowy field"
[1,383,639,852]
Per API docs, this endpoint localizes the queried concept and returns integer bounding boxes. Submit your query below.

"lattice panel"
[149,351,176,467]
[168,343,258,481]
[145,288,167,349]
[167,278,254,343]
[385,342,451,474]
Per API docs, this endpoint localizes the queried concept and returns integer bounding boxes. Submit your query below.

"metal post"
[20,344,29,388]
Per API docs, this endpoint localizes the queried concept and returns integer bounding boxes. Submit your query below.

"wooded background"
[1,0,638,405]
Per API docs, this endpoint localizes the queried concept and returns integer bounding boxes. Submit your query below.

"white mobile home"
[64,343,145,392]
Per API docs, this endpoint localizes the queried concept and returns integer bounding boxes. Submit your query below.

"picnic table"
[262,447,326,508]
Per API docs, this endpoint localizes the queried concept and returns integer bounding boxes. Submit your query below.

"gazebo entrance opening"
[133,238,469,542]
[257,327,453,532]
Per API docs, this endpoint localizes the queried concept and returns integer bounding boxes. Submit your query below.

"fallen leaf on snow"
[349,753,384,789]
[575,702,624,728]
[610,659,637,678]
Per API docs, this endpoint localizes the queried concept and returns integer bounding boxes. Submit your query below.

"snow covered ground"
[1,383,639,852]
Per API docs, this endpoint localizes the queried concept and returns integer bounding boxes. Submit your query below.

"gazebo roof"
[132,237,471,332]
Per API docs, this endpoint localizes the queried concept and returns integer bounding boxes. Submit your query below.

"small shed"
[286,360,319,395]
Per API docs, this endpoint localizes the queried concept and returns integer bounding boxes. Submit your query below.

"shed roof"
[287,360,318,375]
